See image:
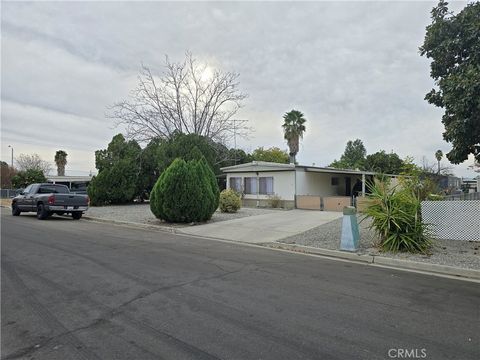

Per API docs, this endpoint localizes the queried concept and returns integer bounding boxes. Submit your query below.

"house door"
[345,177,351,196]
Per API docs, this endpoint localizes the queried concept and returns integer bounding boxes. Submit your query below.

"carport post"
[361,173,365,197]
[256,172,259,207]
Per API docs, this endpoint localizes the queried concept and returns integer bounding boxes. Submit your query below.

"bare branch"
[107,52,249,144]
[15,153,52,175]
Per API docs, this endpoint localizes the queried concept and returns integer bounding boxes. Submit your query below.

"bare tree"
[0,161,16,188]
[468,159,480,173]
[15,153,52,175]
[421,156,453,176]
[108,52,249,144]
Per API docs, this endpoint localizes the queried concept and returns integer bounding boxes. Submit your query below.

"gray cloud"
[1,0,476,177]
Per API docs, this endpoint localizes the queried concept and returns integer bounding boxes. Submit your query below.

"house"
[220,161,395,211]
[425,174,462,194]
[47,175,93,194]
[437,175,462,192]
[461,177,479,193]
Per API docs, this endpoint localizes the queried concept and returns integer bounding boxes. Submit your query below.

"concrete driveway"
[179,209,343,243]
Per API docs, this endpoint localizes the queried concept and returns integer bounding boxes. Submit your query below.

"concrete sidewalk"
[178,209,343,243]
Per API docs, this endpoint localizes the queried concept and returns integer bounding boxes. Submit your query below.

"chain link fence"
[0,189,20,199]
[421,200,480,241]
[443,192,480,201]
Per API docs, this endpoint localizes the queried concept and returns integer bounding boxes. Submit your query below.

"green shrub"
[149,158,216,222]
[219,189,242,213]
[11,169,46,188]
[89,134,142,206]
[88,159,138,206]
[267,194,282,208]
[362,180,432,253]
[196,157,220,213]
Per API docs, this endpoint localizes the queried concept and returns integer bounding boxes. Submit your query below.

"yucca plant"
[362,180,432,253]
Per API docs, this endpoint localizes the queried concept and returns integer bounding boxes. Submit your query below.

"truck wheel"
[12,203,21,216]
[37,204,49,220]
[72,212,82,220]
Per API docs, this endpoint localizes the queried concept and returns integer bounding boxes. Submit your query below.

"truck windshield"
[38,185,70,194]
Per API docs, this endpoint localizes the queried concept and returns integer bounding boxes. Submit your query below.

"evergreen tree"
[420,1,480,164]
[88,134,142,205]
[149,158,217,222]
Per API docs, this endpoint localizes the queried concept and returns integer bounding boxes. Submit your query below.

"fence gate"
[421,200,480,241]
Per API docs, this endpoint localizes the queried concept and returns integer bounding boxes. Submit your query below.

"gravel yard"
[279,215,480,270]
[86,203,280,228]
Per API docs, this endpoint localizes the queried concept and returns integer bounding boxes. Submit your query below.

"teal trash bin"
[340,206,360,252]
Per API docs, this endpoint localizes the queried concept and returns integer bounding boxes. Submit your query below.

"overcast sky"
[1,0,477,178]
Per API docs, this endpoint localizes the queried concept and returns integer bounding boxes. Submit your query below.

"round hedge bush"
[149,158,219,222]
[219,189,242,213]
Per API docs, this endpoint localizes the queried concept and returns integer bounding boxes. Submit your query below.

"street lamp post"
[8,145,14,168]
[7,145,14,190]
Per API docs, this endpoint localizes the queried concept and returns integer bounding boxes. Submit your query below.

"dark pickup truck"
[12,183,89,220]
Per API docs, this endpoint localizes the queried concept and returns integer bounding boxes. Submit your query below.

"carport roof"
[47,175,94,182]
[220,161,295,172]
[300,166,377,176]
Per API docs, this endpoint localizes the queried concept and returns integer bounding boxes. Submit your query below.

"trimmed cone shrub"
[363,180,432,253]
[219,189,241,213]
[149,158,216,222]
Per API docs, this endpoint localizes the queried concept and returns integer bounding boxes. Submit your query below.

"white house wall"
[295,169,364,197]
[226,171,295,201]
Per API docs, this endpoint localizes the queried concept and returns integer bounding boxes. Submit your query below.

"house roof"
[221,161,379,176]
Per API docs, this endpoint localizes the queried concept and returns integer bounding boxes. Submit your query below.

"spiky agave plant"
[363,180,432,253]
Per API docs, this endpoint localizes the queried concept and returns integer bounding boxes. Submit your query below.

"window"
[39,185,69,194]
[71,182,88,193]
[331,177,339,186]
[244,177,258,194]
[259,177,274,195]
[23,185,33,194]
[229,177,242,192]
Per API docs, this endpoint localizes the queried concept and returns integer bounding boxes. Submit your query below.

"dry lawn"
[0,198,12,207]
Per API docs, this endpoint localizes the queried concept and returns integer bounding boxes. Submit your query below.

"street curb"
[264,243,375,263]
[372,256,480,280]
[266,243,480,280]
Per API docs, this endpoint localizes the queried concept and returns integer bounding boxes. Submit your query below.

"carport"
[294,166,376,211]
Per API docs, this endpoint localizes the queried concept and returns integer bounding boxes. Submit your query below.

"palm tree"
[435,149,443,174]
[54,150,68,176]
[282,110,307,164]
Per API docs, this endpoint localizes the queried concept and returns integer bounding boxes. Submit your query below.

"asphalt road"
[1,211,479,360]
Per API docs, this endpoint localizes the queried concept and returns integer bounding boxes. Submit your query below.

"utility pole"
[230,119,248,165]
[8,145,13,168]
